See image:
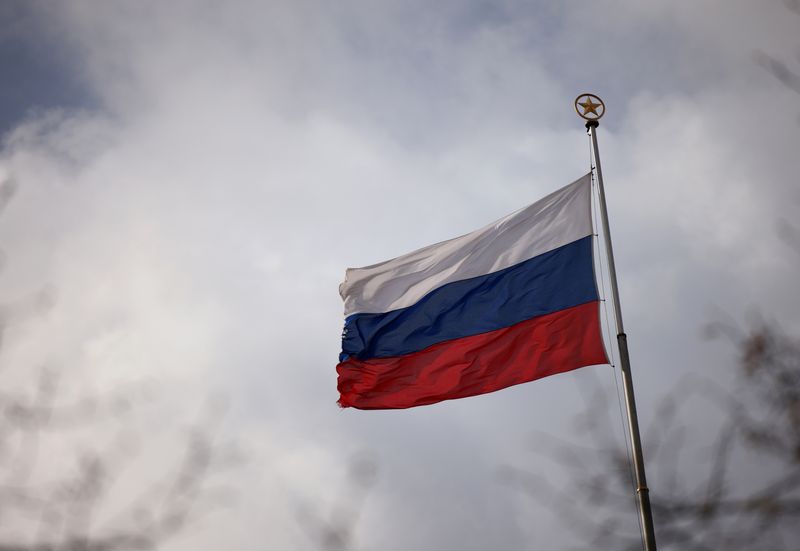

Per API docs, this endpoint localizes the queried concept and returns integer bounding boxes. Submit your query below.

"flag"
[337,173,608,409]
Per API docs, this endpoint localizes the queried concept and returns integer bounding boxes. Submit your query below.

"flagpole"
[577,95,657,551]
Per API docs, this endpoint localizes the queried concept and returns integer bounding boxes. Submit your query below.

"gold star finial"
[574,93,605,121]
[579,97,600,116]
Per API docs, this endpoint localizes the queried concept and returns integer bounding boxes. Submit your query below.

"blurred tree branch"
[0,175,234,550]
[297,452,378,551]
[503,321,800,550]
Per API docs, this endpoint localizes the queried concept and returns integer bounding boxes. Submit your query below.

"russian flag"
[337,174,608,409]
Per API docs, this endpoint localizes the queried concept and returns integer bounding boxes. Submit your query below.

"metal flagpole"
[574,94,657,551]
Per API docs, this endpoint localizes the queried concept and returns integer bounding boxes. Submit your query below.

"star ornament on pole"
[574,93,605,122]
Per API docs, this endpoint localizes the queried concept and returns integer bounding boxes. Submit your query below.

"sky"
[0,1,799,549]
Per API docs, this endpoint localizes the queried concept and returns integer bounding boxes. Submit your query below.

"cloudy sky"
[1,1,799,549]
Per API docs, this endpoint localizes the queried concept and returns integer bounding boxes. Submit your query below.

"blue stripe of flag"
[340,235,598,361]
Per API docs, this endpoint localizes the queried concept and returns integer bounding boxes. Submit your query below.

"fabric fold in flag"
[337,173,608,409]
